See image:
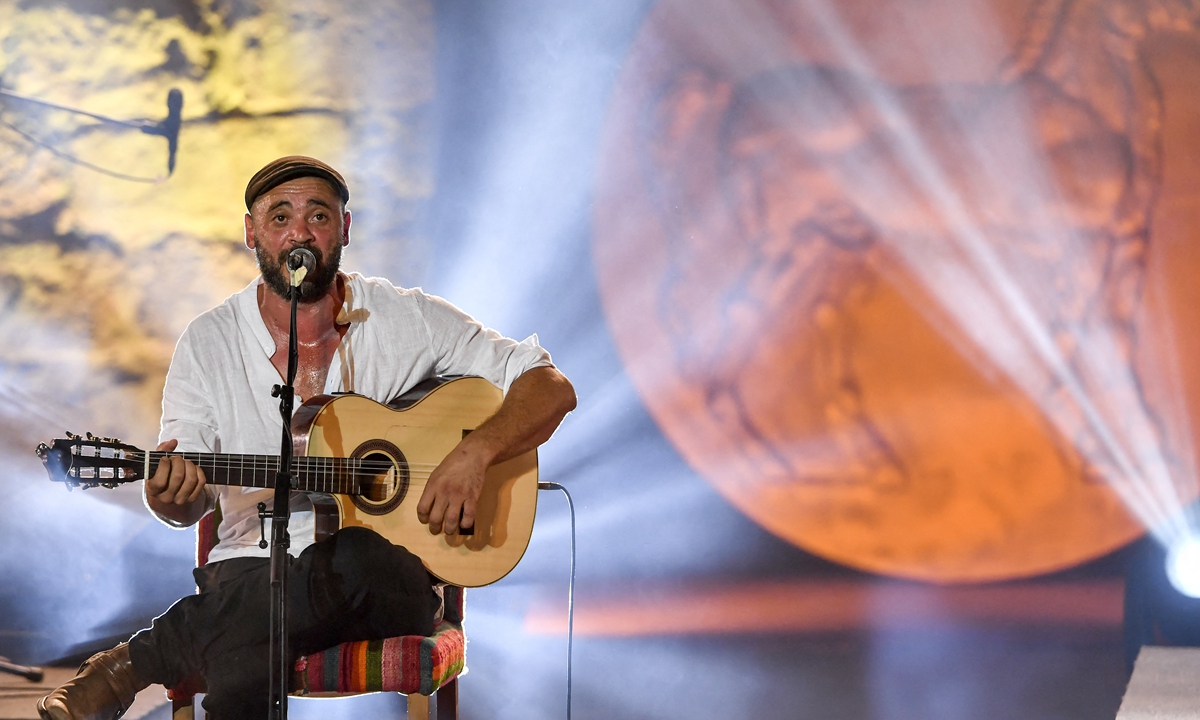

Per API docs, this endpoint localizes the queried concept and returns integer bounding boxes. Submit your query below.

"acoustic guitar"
[36,376,538,587]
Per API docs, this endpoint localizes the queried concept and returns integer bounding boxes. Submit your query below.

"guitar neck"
[141,451,364,495]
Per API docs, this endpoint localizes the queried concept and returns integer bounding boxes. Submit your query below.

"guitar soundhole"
[349,440,409,517]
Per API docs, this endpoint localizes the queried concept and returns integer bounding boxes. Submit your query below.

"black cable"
[0,116,163,183]
[0,87,150,129]
[538,481,575,720]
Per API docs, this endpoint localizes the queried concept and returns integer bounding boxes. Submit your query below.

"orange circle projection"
[593,0,1200,581]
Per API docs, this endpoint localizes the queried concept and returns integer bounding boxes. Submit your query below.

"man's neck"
[257,272,348,346]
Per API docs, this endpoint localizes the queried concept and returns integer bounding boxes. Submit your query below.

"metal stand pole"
[266,285,301,720]
[0,656,42,683]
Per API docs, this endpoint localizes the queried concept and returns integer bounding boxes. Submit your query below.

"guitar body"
[295,377,538,587]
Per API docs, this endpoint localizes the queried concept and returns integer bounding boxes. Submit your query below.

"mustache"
[274,244,326,268]
[256,241,341,303]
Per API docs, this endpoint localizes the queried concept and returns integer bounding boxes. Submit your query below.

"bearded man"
[37,156,577,720]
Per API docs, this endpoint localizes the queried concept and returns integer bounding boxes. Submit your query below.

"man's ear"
[244,213,256,250]
[342,210,352,246]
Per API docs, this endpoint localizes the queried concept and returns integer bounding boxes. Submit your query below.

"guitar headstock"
[36,432,146,489]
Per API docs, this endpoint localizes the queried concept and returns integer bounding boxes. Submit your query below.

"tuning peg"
[65,431,80,440]
[35,443,48,459]
[103,436,121,444]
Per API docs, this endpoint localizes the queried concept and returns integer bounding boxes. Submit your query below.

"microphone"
[0,656,43,683]
[142,88,183,175]
[286,248,317,288]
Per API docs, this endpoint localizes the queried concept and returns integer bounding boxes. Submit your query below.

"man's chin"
[261,271,340,303]
[255,244,341,303]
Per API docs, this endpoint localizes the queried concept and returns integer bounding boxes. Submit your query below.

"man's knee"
[327,526,393,561]
[300,527,435,639]
[316,528,427,596]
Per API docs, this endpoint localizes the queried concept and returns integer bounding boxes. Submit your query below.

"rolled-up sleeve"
[415,290,554,392]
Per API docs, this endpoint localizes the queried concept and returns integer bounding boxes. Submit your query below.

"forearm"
[462,366,577,465]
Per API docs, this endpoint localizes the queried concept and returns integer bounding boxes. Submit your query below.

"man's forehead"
[252,177,342,212]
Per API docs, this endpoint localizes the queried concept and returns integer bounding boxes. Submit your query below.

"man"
[37,156,577,720]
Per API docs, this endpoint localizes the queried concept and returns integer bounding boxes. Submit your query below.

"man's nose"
[286,220,314,244]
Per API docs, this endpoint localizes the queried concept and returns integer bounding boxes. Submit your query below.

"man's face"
[244,176,350,302]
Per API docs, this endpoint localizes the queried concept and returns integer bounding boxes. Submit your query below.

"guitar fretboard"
[139,451,394,495]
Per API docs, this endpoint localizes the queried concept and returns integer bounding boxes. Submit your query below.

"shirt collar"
[336,274,369,325]
[236,273,364,358]
[236,277,276,357]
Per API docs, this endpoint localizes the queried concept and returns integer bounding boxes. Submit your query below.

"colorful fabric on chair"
[171,510,468,706]
[292,618,465,696]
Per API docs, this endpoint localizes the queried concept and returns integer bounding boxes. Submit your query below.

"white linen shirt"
[152,273,553,564]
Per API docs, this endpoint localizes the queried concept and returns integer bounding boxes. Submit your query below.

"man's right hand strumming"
[145,438,209,527]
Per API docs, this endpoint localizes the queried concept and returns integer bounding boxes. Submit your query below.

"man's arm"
[416,366,576,535]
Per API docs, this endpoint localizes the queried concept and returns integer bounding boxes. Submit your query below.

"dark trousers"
[127,527,436,719]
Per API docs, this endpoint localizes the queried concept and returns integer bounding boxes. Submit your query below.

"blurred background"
[5,0,1200,717]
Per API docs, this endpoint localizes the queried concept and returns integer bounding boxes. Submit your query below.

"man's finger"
[149,457,170,495]
[170,456,186,493]
[158,455,184,503]
[153,455,181,501]
[460,498,477,533]
[177,458,198,505]
[185,467,207,504]
[148,439,179,498]
[443,503,462,536]
[426,496,448,535]
[416,490,434,523]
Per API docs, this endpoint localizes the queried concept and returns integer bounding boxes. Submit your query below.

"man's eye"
[274,215,287,222]
[313,213,326,221]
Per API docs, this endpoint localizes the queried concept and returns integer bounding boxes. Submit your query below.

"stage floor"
[0,666,167,720]
[1117,646,1200,720]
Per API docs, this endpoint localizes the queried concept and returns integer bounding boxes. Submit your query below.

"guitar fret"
[136,444,381,497]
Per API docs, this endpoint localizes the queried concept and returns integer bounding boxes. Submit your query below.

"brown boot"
[36,643,148,720]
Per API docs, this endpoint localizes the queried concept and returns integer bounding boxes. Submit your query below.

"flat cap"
[244,156,350,210]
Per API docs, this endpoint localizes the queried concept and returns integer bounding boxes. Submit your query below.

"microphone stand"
[0,656,43,682]
[0,86,182,178]
[266,278,302,720]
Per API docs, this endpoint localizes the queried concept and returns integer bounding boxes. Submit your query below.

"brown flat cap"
[244,156,350,210]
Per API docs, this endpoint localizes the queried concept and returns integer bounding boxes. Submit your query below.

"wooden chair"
[168,506,465,719]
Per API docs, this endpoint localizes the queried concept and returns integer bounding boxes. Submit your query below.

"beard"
[256,242,343,303]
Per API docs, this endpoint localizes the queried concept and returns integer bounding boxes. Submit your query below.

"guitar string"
[138,451,446,469]
[88,451,496,495]
[79,450,519,493]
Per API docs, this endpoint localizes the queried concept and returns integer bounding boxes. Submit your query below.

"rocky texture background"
[0,0,434,512]
[0,1,435,658]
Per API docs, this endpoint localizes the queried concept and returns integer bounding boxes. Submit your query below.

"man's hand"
[145,439,208,527]
[416,441,491,536]
[415,366,576,536]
